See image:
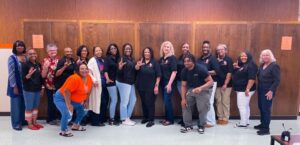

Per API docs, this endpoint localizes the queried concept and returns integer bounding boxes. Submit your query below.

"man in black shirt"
[215,44,233,125]
[180,54,213,134]
[197,40,221,127]
[54,47,75,90]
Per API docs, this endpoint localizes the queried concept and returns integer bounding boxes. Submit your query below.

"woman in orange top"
[54,63,93,137]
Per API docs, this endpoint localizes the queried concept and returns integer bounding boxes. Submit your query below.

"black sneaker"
[146,121,154,127]
[180,126,193,133]
[141,119,148,124]
[197,126,205,134]
[113,120,120,126]
[91,123,105,127]
[108,119,114,126]
[257,129,270,135]
[254,124,263,130]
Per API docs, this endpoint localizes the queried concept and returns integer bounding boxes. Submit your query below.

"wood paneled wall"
[1,0,299,118]
[0,0,298,44]
[23,20,300,118]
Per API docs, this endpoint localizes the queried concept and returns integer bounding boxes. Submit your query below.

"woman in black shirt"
[116,43,137,126]
[76,45,89,64]
[136,47,161,127]
[104,43,120,125]
[22,49,44,130]
[255,49,280,135]
[159,41,177,126]
[176,42,190,126]
[232,51,258,128]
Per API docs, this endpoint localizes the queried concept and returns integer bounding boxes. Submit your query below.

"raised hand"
[106,79,114,84]
[233,61,240,69]
[64,60,70,68]
[28,67,36,75]
[118,57,127,70]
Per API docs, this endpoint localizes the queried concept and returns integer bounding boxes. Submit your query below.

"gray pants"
[182,89,211,127]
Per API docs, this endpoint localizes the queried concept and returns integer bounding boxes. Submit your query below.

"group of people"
[7,39,280,137]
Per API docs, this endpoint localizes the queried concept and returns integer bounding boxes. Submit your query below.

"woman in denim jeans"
[54,63,93,137]
[159,41,177,126]
[7,40,27,131]
[104,43,120,126]
[22,49,44,130]
[116,43,137,126]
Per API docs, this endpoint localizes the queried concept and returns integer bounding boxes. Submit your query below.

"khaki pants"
[215,87,232,120]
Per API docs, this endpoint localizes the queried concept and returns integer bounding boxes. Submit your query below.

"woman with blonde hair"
[255,49,280,135]
[159,41,177,126]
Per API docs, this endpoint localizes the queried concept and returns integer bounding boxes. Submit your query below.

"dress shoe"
[257,129,270,135]
[146,121,154,127]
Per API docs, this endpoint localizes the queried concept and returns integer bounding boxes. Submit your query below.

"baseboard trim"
[0,112,10,116]
[229,116,297,120]
[0,113,297,120]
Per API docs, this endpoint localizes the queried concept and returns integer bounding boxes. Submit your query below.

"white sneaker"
[128,119,136,125]
[122,119,135,126]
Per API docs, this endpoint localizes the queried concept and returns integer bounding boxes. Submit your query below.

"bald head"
[64,47,73,58]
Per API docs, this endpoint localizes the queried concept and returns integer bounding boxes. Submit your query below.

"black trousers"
[46,89,60,122]
[258,84,273,130]
[90,85,109,124]
[138,90,156,121]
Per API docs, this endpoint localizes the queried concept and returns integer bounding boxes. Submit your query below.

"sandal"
[162,121,173,126]
[59,131,73,137]
[71,126,86,131]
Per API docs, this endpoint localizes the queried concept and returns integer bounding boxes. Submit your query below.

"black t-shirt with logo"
[104,55,118,86]
[176,55,185,81]
[116,56,136,85]
[159,55,177,82]
[197,54,222,82]
[54,57,75,89]
[181,64,209,89]
[217,55,233,87]
[136,59,161,92]
[232,62,258,92]
[22,60,43,92]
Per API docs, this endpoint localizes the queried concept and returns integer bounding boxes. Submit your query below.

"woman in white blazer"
[88,46,108,126]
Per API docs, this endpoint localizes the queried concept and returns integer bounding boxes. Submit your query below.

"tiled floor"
[0,116,300,145]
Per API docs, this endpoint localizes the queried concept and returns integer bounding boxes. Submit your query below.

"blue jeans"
[161,80,174,123]
[54,91,86,131]
[23,90,40,111]
[258,84,273,129]
[45,89,60,122]
[177,81,182,95]
[107,86,118,119]
[116,81,136,120]
[10,96,25,129]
